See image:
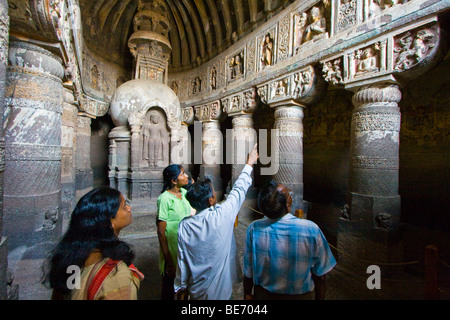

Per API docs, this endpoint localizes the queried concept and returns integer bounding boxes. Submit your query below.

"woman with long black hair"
[157,164,194,300]
[42,187,144,300]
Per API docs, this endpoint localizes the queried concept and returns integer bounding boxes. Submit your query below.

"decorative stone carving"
[367,0,408,19]
[227,50,245,83]
[257,65,317,105]
[182,106,194,125]
[293,12,308,54]
[259,31,275,70]
[337,0,357,32]
[393,24,439,72]
[210,66,217,90]
[322,58,344,85]
[246,39,256,76]
[355,45,380,75]
[221,88,257,116]
[195,100,222,121]
[277,15,290,61]
[192,76,202,94]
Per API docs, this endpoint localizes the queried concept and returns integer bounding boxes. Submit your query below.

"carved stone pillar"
[75,114,93,199]
[61,87,78,232]
[108,126,131,196]
[229,114,257,224]
[272,102,305,213]
[0,0,8,300]
[4,41,64,250]
[230,114,256,185]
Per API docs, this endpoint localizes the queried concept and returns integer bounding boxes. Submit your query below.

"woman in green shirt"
[157,164,194,300]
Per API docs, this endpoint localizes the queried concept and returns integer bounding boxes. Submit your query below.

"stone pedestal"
[272,103,305,213]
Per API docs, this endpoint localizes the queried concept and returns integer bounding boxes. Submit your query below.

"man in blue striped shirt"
[243,181,336,300]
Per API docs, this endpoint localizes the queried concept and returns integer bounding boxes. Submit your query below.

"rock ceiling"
[79,0,297,72]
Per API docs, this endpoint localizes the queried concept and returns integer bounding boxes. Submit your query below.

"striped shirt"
[244,213,336,295]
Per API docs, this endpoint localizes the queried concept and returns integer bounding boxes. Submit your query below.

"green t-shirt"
[157,188,193,275]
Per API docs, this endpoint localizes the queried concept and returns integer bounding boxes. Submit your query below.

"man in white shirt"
[174,144,259,300]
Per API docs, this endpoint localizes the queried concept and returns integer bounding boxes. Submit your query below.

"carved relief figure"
[303,6,326,42]
[356,47,378,75]
[90,64,100,90]
[234,53,243,78]
[323,59,344,85]
[170,81,178,95]
[261,33,273,68]
[142,110,169,167]
[192,76,202,94]
[369,0,401,17]
[228,52,244,81]
[293,71,312,97]
[273,79,288,98]
[210,66,217,90]
[294,12,308,53]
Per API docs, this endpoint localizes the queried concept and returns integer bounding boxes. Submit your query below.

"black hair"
[162,164,183,193]
[41,186,134,294]
[185,176,214,211]
[257,180,288,219]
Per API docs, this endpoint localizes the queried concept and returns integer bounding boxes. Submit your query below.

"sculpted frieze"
[321,18,441,87]
[293,1,330,54]
[221,88,257,116]
[257,65,316,105]
[227,50,245,83]
[258,28,276,71]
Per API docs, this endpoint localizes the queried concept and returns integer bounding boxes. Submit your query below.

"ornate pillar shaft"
[108,127,131,195]
[4,41,64,248]
[75,114,93,199]
[272,104,305,213]
[200,120,223,200]
[348,83,402,230]
[0,0,8,300]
